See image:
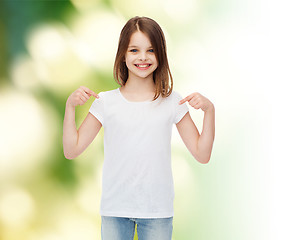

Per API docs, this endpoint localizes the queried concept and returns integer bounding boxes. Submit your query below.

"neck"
[123,75,155,93]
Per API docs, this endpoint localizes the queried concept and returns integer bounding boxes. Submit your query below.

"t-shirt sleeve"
[89,92,104,126]
[172,91,189,124]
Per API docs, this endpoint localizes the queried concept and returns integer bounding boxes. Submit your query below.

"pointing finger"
[179,93,195,104]
[179,98,187,104]
[80,86,99,98]
[87,90,99,98]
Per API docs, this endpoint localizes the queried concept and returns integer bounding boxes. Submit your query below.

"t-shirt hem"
[89,109,104,125]
[175,109,189,124]
[100,210,174,219]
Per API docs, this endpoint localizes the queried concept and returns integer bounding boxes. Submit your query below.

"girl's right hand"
[67,86,99,107]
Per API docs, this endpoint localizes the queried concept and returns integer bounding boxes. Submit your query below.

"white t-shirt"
[89,87,189,218]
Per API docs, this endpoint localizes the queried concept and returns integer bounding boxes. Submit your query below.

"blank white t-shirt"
[89,87,189,218]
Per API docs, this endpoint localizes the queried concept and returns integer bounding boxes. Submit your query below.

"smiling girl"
[63,16,215,240]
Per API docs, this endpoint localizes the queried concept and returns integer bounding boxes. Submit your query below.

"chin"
[130,70,154,79]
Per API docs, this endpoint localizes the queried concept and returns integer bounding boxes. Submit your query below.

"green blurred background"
[0,0,281,239]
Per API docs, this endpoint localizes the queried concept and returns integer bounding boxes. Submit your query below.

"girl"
[63,16,215,240]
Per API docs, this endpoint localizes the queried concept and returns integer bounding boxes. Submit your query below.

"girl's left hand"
[179,92,214,112]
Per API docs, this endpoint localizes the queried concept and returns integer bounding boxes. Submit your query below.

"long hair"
[113,16,173,101]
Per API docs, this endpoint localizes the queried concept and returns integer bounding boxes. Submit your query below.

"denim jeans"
[101,216,173,240]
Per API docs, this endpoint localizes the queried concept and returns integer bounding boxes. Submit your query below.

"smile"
[135,64,152,70]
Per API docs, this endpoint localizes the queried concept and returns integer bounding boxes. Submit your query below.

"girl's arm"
[196,105,215,163]
[176,92,215,164]
[63,86,102,159]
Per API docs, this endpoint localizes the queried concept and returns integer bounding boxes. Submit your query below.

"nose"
[139,52,147,61]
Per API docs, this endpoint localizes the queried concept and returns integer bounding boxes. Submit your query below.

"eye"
[130,49,138,52]
[149,49,154,52]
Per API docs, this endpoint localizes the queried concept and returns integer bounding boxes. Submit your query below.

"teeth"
[136,64,150,67]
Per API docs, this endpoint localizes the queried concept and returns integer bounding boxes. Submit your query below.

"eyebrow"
[128,45,153,48]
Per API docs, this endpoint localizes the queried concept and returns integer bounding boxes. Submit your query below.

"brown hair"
[113,16,173,101]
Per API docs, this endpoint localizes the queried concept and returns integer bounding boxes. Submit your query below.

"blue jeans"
[101,216,173,240]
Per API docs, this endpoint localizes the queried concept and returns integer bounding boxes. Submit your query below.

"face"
[124,31,158,81]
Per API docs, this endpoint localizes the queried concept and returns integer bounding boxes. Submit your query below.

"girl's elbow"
[64,152,75,160]
[194,153,211,164]
[65,155,75,160]
[199,157,210,164]
[189,149,209,164]
[194,147,212,164]
[63,149,78,160]
[63,141,82,159]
